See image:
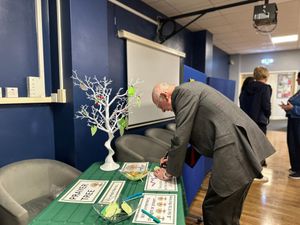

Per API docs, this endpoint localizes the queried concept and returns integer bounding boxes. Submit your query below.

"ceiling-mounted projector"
[253,2,277,26]
[253,2,277,33]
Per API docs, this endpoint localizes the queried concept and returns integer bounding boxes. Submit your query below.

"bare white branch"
[71,71,142,136]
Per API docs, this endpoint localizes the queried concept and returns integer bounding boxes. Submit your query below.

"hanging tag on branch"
[118,117,128,136]
[128,86,136,97]
[91,125,97,136]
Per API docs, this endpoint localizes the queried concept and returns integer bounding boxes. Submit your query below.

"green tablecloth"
[29,162,187,225]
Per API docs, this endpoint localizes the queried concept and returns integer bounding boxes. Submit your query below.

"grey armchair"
[145,128,174,148]
[115,134,168,162]
[0,159,81,225]
[166,123,176,132]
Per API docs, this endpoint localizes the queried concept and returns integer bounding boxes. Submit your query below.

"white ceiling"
[141,0,300,55]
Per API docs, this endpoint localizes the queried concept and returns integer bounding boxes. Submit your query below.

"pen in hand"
[160,156,168,168]
[141,209,161,224]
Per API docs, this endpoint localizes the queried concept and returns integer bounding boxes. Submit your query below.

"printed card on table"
[120,162,149,172]
[58,179,108,204]
[97,181,125,204]
[144,172,177,192]
[132,193,177,225]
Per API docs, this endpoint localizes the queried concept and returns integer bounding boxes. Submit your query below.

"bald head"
[152,83,170,102]
[152,83,175,112]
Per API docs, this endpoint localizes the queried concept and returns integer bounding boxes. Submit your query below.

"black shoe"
[288,173,300,180]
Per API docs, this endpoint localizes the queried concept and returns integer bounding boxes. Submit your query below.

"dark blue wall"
[108,0,195,73]
[0,0,55,167]
[0,0,231,169]
[192,30,213,76]
[0,0,37,96]
[67,0,110,170]
[212,46,230,79]
[0,106,55,166]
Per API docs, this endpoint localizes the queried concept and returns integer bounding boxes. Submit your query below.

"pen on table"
[123,192,144,202]
[141,209,161,224]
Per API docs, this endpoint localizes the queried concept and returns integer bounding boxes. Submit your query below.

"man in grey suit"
[152,82,275,225]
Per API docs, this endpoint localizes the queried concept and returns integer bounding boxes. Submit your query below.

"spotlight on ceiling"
[253,1,278,34]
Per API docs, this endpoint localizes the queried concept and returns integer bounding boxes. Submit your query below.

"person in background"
[280,72,300,179]
[239,67,272,169]
[152,81,275,225]
[239,76,255,110]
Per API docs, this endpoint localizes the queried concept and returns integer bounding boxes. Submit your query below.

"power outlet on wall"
[27,76,42,97]
[5,87,18,98]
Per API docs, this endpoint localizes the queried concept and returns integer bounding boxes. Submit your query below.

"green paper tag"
[128,86,136,97]
[119,126,124,136]
[91,126,97,136]
[118,117,128,136]
[118,117,128,128]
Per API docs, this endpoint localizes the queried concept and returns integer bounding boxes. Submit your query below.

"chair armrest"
[48,160,81,185]
[0,184,29,225]
[116,147,145,162]
[45,161,81,198]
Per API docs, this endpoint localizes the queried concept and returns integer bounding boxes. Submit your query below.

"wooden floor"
[186,131,300,225]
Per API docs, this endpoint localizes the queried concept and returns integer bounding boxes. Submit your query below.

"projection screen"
[119,30,185,128]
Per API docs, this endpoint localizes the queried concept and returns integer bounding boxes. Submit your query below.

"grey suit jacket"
[167,82,275,197]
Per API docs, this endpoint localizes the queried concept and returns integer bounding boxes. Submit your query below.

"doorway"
[239,71,298,120]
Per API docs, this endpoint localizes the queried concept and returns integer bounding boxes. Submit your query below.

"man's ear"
[160,92,168,101]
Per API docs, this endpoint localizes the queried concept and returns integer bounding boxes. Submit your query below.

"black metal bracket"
[156,0,264,43]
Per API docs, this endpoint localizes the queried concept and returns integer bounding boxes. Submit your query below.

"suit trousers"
[287,117,300,172]
[202,180,252,225]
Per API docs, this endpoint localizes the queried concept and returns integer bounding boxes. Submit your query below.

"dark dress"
[239,81,272,134]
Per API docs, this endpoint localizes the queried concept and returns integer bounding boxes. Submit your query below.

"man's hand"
[160,156,168,168]
[154,167,172,181]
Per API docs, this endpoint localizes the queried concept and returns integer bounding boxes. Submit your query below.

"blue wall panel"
[183,158,205,206]
[182,65,212,206]
[183,65,207,83]
[207,77,236,101]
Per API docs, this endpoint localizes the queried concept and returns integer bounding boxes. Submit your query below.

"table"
[29,162,187,225]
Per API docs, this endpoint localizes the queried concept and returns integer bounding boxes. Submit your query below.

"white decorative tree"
[71,71,141,171]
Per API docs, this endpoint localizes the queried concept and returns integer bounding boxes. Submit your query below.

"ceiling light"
[271,35,298,44]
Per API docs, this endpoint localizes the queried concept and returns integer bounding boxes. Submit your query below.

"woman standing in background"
[239,67,272,135]
[239,67,272,170]
[239,76,255,110]
[280,72,300,179]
